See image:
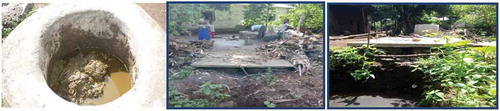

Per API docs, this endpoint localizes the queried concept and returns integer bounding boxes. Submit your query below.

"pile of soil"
[257,36,322,76]
[168,39,213,68]
[47,51,110,104]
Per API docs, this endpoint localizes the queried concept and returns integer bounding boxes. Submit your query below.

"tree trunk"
[297,14,305,32]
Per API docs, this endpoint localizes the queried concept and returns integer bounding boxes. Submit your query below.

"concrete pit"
[2,3,165,108]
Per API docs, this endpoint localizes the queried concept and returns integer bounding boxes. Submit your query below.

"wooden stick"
[374,53,435,58]
[268,99,298,103]
[240,66,249,75]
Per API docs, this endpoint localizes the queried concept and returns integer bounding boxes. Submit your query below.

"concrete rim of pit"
[2,3,166,108]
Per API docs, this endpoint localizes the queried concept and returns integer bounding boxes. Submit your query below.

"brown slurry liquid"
[82,71,132,105]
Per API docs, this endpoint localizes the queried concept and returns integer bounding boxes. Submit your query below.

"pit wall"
[2,3,165,108]
[330,62,425,96]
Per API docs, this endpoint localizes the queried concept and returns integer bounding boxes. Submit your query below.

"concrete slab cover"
[414,24,439,35]
[239,31,258,39]
[347,37,463,48]
[2,2,166,108]
[191,57,294,68]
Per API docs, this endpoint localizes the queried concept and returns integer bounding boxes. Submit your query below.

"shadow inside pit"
[330,61,425,107]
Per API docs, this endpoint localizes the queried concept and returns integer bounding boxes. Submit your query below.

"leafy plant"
[168,88,213,107]
[2,7,37,38]
[168,4,231,36]
[330,45,384,81]
[452,5,496,36]
[263,101,276,107]
[412,41,497,107]
[242,4,276,27]
[274,4,323,32]
[255,68,277,86]
[293,94,303,99]
[169,82,232,107]
[171,66,193,79]
[196,82,231,103]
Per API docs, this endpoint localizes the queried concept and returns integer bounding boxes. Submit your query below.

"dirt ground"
[137,3,166,31]
[169,35,324,107]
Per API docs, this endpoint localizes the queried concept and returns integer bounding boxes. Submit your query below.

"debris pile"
[169,39,213,67]
[257,36,322,76]
[189,40,214,49]
[48,52,109,104]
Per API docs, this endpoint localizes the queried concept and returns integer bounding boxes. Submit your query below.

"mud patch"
[47,48,131,105]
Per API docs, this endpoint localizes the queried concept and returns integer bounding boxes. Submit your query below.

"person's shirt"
[279,23,289,33]
[251,25,263,31]
[209,24,215,32]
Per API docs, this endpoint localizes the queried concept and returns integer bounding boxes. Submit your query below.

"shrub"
[413,41,496,107]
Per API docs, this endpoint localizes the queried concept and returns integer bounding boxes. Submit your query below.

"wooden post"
[362,7,370,47]
[265,3,271,26]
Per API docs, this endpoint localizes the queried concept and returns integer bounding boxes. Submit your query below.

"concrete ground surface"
[191,37,294,68]
[330,93,418,107]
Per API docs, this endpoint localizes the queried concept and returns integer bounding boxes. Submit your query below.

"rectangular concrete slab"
[347,37,463,48]
[191,58,294,68]
[414,24,439,34]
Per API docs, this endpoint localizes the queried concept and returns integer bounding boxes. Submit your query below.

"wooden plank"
[375,54,435,58]
[191,58,294,68]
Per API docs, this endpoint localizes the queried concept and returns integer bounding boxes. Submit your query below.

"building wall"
[329,5,370,36]
[188,4,291,34]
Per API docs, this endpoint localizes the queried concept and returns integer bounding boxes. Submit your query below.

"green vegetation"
[275,4,323,32]
[330,45,384,81]
[168,4,230,36]
[371,5,451,35]
[370,4,496,39]
[263,101,276,107]
[2,7,37,38]
[452,5,496,36]
[196,82,231,103]
[170,66,193,79]
[168,88,213,107]
[412,41,497,107]
[242,4,276,27]
[254,68,277,86]
[169,82,231,107]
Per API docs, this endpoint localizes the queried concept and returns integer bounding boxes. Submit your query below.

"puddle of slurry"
[58,48,132,105]
[82,71,132,105]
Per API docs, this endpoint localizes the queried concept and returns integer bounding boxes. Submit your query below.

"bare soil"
[137,3,166,31]
[169,35,323,107]
[169,66,323,107]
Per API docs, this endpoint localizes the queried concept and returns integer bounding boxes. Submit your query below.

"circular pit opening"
[41,11,136,106]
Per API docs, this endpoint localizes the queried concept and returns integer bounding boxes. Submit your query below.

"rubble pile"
[168,39,213,68]
[257,36,322,76]
[189,40,214,49]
